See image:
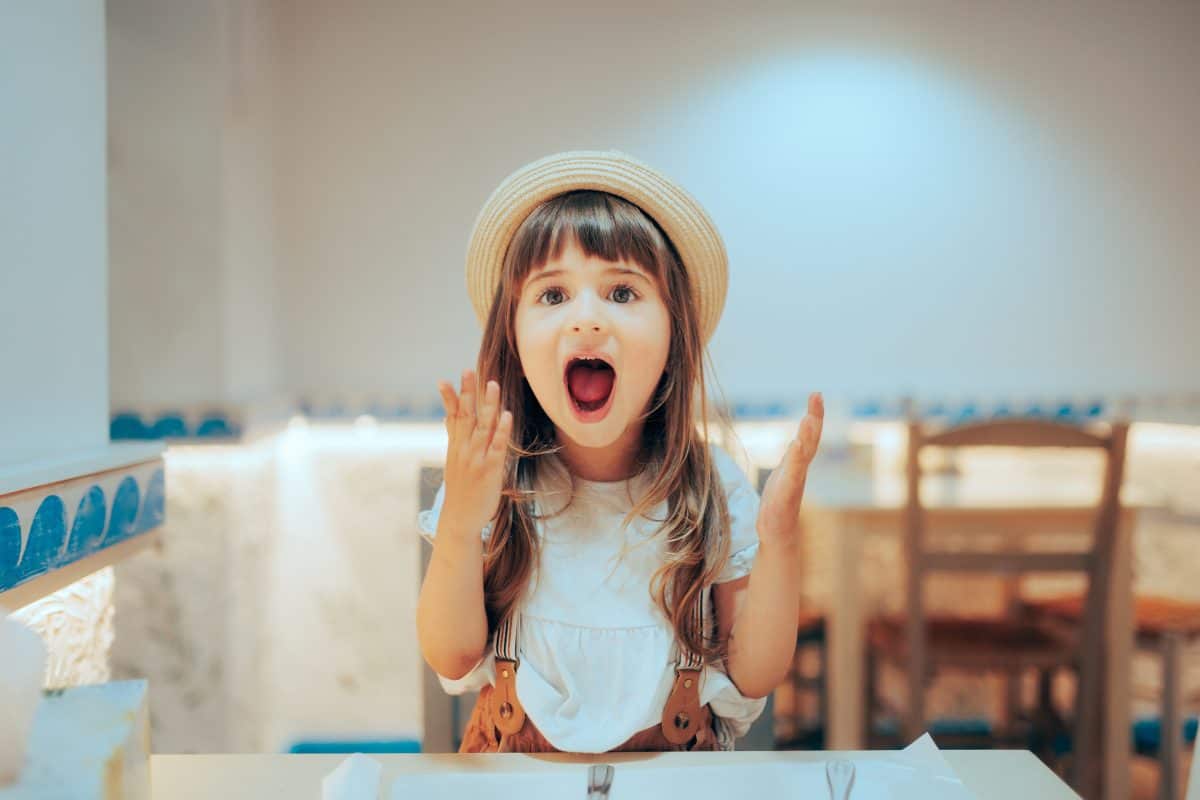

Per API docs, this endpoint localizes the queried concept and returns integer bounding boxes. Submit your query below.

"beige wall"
[273,1,1200,403]
[107,0,285,412]
[106,1,1200,413]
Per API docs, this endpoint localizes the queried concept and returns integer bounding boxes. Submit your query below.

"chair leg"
[816,634,828,748]
[1030,668,1069,770]
[906,647,926,743]
[1005,668,1022,731]
[863,647,876,747]
[1160,633,1183,800]
[1072,652,1102,798]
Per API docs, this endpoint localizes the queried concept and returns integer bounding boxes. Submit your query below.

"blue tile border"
[298,398,444,422]
[110,410,243,441]
[286,738,422,754]
[725,398,1116,422]
[110,394,1200,431]
[1,459,165,595]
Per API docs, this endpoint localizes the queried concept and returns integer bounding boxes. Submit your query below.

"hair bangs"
[508,191,673,290]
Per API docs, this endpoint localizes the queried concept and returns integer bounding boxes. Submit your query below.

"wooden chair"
[1028,593,1200,799]
[864,418,1129,797]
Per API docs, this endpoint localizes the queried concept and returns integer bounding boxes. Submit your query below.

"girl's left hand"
[756,392,824,546]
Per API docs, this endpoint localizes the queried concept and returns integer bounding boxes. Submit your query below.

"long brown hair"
[476,190,735,663]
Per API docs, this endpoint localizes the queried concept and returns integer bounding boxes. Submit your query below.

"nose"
[568,290,607,336]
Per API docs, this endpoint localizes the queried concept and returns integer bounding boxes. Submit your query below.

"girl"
[416,151,823,753]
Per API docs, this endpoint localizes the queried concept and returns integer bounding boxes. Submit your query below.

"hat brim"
[465,151,728,344]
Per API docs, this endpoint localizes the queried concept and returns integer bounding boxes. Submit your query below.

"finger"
[437,381,459,432]
[456,370,477,439]
[790,393,824,463]
[796,415,821,462]
[805,392,824,456]
[488,409,513,462]
[470,380,500,454]
[771,447,810,509]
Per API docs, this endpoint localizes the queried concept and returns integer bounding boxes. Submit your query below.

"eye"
[610,284,638,304]
[536,287,566,306]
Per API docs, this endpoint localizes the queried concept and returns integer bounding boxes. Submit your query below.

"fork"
[825,758,856,800]
[587,763,615,799]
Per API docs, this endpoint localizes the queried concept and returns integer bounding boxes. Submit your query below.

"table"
[801,459,1143,800]
[150,750,1079,799]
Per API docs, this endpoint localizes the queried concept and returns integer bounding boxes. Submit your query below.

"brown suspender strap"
[661,591,707,744]
[489,616,526,736]
[661,667,705,744]
[491,590,711,746]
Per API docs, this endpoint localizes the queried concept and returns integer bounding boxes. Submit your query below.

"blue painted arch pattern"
[111,396,1135,432]
[0,459,165,594]
[110,410,241,441]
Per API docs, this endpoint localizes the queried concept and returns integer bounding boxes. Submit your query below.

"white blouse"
[417,443,767,753]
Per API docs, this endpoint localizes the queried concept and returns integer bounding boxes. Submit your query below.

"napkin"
[323,753,384,800]
[844,733,974,799]
[0,611,46,788]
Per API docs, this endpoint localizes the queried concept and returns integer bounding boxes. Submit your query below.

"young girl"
[416,151,823,753]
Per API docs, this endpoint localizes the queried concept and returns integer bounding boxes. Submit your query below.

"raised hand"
[436,369,513,539]
[756,392,824,546]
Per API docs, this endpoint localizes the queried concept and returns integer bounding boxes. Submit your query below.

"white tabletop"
[150,750,1079,800]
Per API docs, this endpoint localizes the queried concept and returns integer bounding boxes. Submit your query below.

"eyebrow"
[526,266,651,286]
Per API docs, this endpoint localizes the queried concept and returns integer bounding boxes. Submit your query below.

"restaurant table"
[801,459,1146,800]
[149,749,1079,799]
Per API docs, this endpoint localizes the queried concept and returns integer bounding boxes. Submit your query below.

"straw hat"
[465,150,728,343]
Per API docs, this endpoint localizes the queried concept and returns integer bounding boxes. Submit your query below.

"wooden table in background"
[800,460,1145,800]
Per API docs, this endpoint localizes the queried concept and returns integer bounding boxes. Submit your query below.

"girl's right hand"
[436,369,513,540]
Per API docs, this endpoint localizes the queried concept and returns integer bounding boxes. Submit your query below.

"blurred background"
[2,2,1198,798]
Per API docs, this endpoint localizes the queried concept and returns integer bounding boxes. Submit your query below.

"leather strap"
[488,615,525,736]
[661,592,707,743]
[491,657,526,736]
[661,667,705,744]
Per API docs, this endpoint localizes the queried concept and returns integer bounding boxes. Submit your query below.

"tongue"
[567,362,614,404]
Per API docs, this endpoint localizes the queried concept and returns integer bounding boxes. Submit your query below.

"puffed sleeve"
[709,444,760,584]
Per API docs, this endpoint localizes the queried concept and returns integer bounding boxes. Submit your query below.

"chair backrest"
[904,417,1128,585]
[903,417,1128,791]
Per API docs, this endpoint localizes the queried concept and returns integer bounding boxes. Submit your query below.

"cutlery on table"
[825,758,856,800]
[587,763,614,799]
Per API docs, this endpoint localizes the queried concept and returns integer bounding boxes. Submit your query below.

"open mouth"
[564,356,616,420]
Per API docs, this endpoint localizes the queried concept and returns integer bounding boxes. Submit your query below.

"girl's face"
[514,239,671,458]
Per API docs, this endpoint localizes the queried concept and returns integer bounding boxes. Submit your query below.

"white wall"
[107,0,284,413]
[106,0,224,410]
[220,0,285,405]
[0,2,110,467]
[274,1,1200,404]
